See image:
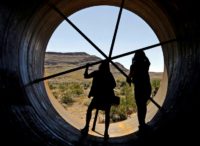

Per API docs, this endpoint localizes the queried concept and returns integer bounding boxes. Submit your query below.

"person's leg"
[92,109,99,131]
[135,87,147,128]
[137,100,147,127]
[138,86,151,127]
[104,106,111,140]
[81,103,94,135]
[86,105,93,127]
[135,85,151,134]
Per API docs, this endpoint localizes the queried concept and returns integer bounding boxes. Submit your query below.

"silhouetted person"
[81,60,116,140]
[127,50,152,132]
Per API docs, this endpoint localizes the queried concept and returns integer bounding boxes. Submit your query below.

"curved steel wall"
[0,0,199,145]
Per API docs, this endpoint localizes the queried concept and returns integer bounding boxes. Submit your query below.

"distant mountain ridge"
[46,52,89,56]
[45,52,162,79]
[45,52,101,66]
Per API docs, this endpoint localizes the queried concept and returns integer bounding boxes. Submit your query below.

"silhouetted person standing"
[81,60,116,140]
[127,50,152,132]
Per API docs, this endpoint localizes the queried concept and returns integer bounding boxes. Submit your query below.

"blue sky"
[46,6,163,72]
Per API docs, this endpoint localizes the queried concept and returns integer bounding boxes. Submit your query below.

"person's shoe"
[138,124,151,136]
[139,124,149,131]
[80,127,89,136]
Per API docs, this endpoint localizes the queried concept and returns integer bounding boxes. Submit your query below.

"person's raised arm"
[84,64,89,78]
[84,63,94,79]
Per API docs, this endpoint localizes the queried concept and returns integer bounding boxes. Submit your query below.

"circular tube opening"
[44,5,165,138]
[19,0,176,144]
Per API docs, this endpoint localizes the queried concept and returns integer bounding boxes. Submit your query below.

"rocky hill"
[45,52,101,66]
[45,52,162,81]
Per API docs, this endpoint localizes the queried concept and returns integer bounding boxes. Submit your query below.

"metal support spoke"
[112,38,177,60]
[42,1,178,111]
[47,2,177,99]
[29,38,177,84]
[48,1,129,79]
[108,0,125,58]
[28,37,177,110]
[94,0,124,128]
[48,2,107,60]
[28,60,103,85]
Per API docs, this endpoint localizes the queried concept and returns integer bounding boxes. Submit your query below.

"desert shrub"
[48,81,84,106]
[48,78,161,123]
[151,79,160,88]
[61,92,74,105]
[109,81,136,122]
[151,79,161,96]
[48,82,57,90]
[69,82,84,96]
